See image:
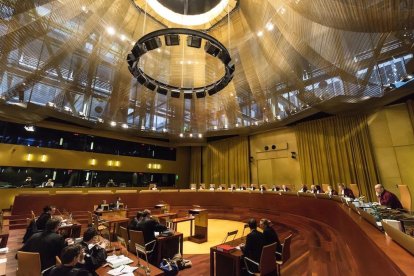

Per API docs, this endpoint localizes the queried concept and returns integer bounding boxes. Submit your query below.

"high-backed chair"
[132,230,156,260]
[16,251,41,276]
[349,184,360,198]
[199,183,206,190]
[276,233,293,274]
[222,230,238,243]
[398,185,412,212]
[118,226,130,250]
[241,224,250,238]
[128,229,146,254]
[321,184,329,193]
[243,242,277,275]
[190,184,197,190]
[209,184,216,190]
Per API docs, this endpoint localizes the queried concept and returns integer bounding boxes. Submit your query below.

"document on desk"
[106,255,134,268]
[107,264,137,275]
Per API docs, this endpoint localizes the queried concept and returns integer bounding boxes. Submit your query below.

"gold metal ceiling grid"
[0,0,413,139]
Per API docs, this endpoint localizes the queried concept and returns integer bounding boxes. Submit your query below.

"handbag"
[159,258,179,276]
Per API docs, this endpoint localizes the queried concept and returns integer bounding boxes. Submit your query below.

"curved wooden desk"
[12,190,414,275]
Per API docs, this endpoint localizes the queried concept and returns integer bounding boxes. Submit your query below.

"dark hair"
[248,218,257,229]
[142,209,151,217]
[136,211,144,219]
[83,227,98,242]
[43,206,52,213]
[260,218,272,227]
[45,217,61,232]
[60,244,81,264]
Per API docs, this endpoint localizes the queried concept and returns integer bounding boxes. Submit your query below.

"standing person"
[36,206,56,231]
[241,218,264,266]
[20,218,65,270]
[49,244,92,276]
[375,184,403,209]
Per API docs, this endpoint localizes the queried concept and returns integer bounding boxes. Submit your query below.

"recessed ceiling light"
[257,31,263,37]
[121,123,128,129]
[107,27,115,36]
[189,133,193,137]
[110,121,116,127]
[179,133,184,137]
[198,133,203,138]
[120,34,126,41]
[265,22,274,31]
[162,128,167,132]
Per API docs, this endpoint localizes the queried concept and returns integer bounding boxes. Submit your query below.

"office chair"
[222,230,238,243]
[244,242,277,275]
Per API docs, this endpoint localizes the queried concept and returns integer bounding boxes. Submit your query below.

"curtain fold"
[201,136,250,185]
[190,146,202,184]
[295,115,379,201]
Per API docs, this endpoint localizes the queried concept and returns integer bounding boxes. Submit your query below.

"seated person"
[298,185,308,193]
[20,217,65,270]
[240,185,247,191]
[259,218,282,254]
[228,185,236,191]
[259,185,266,192]
[241,218,264,270]
[150,184,158,190]
[36,205,56,231]
[271,185,280,192]
[209,184,215,191]
[281,185,290,192]
[49,244,92,276]
[326,185,338,196]
[375,184,403,209]
[217,185,225,190]
[315,185,323,194]
[78,228,107,274]
[129,211,144,230]
[249,184,256,191]
[95,200,108,211]
[106,179,116,187]
[338,184,355,199]
[308,184,317,193]
[199,184,205,190]
[44,179,54,188]
[115,197,123,209]
[139,209,167,244]
[22,176,35,188]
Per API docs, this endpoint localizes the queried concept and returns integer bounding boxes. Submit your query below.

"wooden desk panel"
[12,191,414,275]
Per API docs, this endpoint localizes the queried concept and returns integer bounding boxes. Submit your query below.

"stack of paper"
[0,248,8,254]
[106,255,134,268]
[107,265,138,276]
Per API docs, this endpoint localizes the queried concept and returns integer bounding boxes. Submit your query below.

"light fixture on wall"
[90,159,97,166]
[26,153,33,161]
[40,154,47,162]
[114,161,120,167]
[107,160,113,167]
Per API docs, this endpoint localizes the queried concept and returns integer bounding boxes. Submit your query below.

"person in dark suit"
[36,206,56,231]
[338,184,355,199]
[299,185,308,193]
[49,244,92,276]
[271,185,280,192]
[78,228,107,275]
[129,211,144,230]
[242,218,264,266]
[375,184,403,209]
[326,185,338,196]
[259,218,282,254]
[259,185,266,192]
[20,217,65,270]
[281,185,290,192]
[139,210,167,244]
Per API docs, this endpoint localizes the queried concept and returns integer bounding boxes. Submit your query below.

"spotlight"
[195,89,206,98]
[184,90,193,99]
[179,133,184,138]
[257,31,263,37]
[110,121,117,127]
[97,118,104,123]
[145,80,157,91]
[157,86,168,95]
[106,26,115,36]
[162,128,167,132]
[187,35,202,48]
[46,102,57,108]
[198,133,203,138]
[204,41,221,57]
[121,123,128,129]
[171,89,181,98]
[164,34,180,46]
[64,106,72,113]
[143,37,161,51]
[189,133,193,138]
[24,125,35,132]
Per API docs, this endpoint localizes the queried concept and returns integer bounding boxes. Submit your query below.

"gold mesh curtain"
[295,115,379,201]
[190,146,202,184]
[202,136,250,185]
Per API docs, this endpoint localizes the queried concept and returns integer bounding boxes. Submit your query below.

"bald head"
[375,184,384,196]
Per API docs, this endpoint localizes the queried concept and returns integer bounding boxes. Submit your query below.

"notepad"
[106,255,134,268]
[107,265,137,275]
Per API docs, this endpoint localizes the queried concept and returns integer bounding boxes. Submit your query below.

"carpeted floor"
[176,219,247,254]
